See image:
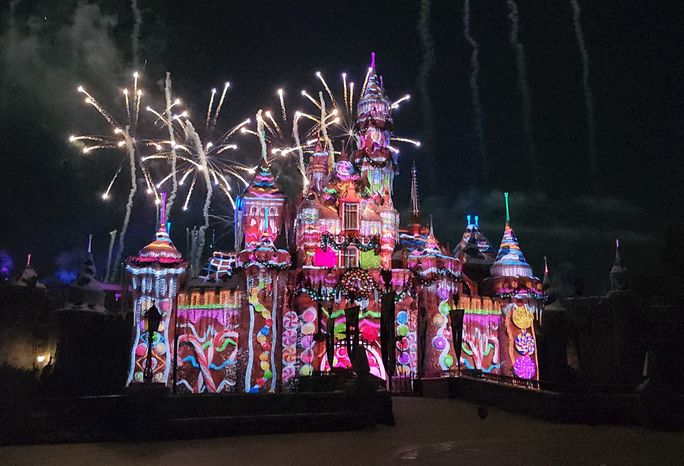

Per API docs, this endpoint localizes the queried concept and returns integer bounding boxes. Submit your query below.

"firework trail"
[130,0,142,68]
[147,82,251,214]
[185,120,212,274]
[417,0,436,183]
[570,0,597,181]
[105,229,117,282]
[463,0,488,180]
[72,74,156,279]
[291,111,306,179]
[113,132,138,277]
[164,72,178,218]
[506,0,539,182]
[256,109,267,163]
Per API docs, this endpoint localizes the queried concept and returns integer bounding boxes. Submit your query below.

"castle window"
[343,203,359,230]
[342,246,358,268]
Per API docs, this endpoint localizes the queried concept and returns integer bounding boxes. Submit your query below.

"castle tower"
[234,163,285,251]
[306,141,330,195]
[126,195,187,386]
[352,53,396,200]
[609,238,630,291]
[10,254,46,289]
[296,193,321,267]
[59,235,107,314]
[489,193,541,382]
[454,215,496,287]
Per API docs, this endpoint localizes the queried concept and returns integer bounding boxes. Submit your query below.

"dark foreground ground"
[1,397,683,465]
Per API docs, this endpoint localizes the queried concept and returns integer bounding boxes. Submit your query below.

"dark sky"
[0,0,682,295]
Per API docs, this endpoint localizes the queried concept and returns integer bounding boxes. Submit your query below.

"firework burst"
[70,71,158,280]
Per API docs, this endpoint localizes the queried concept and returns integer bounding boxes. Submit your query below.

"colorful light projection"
[504,303,539,380]
[458,296,502,374]
[244,274,283,393]
[394,294,418,376]
[126,219,186,386]
[175,290,241,393]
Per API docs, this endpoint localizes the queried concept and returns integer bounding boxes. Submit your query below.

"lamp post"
[143,302,162,384]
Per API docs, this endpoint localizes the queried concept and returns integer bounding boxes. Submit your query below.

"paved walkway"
[2,397,683,465]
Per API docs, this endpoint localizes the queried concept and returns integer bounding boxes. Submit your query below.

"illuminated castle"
[125,58,545,393]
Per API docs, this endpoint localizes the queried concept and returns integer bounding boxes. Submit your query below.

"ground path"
[2,397,682,465]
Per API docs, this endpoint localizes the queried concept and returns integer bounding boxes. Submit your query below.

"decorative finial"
[475,215,479,227]
[160,192,167,225]
[504,192,510,222]
[429,214,435,237]
[371,52,376,70]
[466,214,471,226]
[544,256,549,274]
[26,253,31,267]
[87,234,93,253]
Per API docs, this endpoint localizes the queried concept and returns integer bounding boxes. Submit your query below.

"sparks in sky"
[71,71,158,280]
[144,83,253,213]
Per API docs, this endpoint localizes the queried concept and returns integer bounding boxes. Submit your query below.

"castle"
[125,60,545,393]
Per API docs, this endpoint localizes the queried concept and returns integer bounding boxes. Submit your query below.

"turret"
[609,238,630,291]
[10,253,45,289]
[59,235,107,314]
[126,193,187,386]
[234,163,285,251]
[352,53,396,200]
[306,141,330,194]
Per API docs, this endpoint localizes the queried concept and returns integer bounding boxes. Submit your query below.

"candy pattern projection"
[126,222,186,386]
[394,294,418,376]
[290,268,388,382]
[504,303,539,380]
[459,296,502,374]
[175,290,241,393]
[244,274,284,393]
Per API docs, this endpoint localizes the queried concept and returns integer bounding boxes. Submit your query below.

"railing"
[389,374,418,395]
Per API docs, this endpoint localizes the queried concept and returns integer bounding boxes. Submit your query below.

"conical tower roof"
[60,235,107,314]
[10,254,45,288]
[74,236,102,291]
[453,215,496,263]
[609,238,630,291]
[244,162,283,198]
[135,193,183,264]
[355,53,392,127]
[138,223,183,262]
[491,221,533,278]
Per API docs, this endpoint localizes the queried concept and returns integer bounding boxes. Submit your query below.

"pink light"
[313,247,336,268]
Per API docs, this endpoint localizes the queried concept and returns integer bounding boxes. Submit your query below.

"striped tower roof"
[491,193,532,278]
[491,221,533,278]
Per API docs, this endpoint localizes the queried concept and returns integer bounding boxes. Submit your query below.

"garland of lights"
[338,268,377,299]
[393,289,412,302]
[320,233,379,252]
[295,286,336,302]
[497,291,545,301]
[236,261,290,271]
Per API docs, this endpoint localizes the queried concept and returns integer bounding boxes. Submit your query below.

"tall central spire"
[410,160,420,224]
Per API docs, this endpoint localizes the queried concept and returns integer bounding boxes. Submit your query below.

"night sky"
[1,0,682,295]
